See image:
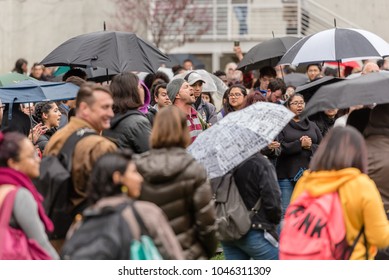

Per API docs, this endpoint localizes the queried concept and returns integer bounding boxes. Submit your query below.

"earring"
[121,185,128,193]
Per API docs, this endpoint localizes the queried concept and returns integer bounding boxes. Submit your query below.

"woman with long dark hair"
[104,72,152,153]
[217,84,247,120]
[61,151,183,259]
[276,93,322,218]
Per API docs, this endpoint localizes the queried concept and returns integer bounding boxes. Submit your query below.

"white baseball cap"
[184,71,206,86]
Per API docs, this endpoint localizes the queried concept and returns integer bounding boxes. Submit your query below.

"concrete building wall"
[0,0,116,73]
[310,0,389,41]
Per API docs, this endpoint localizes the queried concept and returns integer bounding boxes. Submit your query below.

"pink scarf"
[0,167,54,232]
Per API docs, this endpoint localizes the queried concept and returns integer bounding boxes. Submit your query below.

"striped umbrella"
[279,28,389,66]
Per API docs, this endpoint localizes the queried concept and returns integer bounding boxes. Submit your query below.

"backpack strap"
[203,101,211,122]
[230,164,262,215]
[58,128,96,171]
[196,111,208,131]
[343,225,366,260]
[130,202,150,236]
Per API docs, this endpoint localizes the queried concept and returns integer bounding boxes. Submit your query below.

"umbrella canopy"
[0,72,36,86]
[295,76,344,103]
[209,72,228,97]
[40,31,170,74]
[325,61,361,69]
[284,72,308,87]
[181,69,217,92]
[188,102,294,179]
[301,72,389,118]
[0,80,79,104]
[237,36,300,72]
[279,28,389,65]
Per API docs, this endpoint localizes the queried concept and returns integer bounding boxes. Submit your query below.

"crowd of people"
[1,53,389,260]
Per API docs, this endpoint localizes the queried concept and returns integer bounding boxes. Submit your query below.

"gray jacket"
[195,99,218,125]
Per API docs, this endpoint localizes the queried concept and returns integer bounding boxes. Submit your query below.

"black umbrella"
[237,36,300,72]
[284,73,308,87]
[301,72,389,119]
[295,76,343,103]
[40,31,170,74]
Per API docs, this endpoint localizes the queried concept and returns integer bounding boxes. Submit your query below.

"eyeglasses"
[228,93,244,98]
[289,101,305,106]
[23,150,40,161]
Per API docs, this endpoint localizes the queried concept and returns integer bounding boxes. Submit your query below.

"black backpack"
[61,199,164,260]
[34,128,95,239]
[61,202,133,260]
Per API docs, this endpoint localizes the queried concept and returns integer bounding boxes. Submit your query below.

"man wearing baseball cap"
[184,71,218,125]
[167,78,206,143]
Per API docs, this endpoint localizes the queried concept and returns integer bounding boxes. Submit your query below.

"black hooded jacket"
[276,118,322,179]
[234,153,282,230]
[103,109,151,153]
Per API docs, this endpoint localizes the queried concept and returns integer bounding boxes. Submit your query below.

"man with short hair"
[44,83,117,216]
[266,78,287,104]
[213,70,228,86]
[306,64,323,81]
[183,59,194,71]
[153,83,171,111]
[184,71,218,125]
[167,78,204,143]
[146,83,171,126]
[254,66,277,95]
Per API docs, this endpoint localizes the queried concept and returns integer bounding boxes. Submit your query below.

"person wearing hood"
[292,126,389,260]
[276,93,322,218]
[103,72,152,153]
[138,80,151,114]
[136,106,217,260]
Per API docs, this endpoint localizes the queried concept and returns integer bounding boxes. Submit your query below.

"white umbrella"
[188,102,294,179]
[173,70,216,92]
[279,28,389,66]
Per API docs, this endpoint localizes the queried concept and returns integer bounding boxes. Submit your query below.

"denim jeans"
[221,229,279,260]
[278,179,295,219]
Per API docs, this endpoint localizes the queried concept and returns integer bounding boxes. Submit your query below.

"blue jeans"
[221,229,279,260]
[278,179,295,219]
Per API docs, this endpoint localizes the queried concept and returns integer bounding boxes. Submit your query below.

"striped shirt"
[187,107,203,143]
